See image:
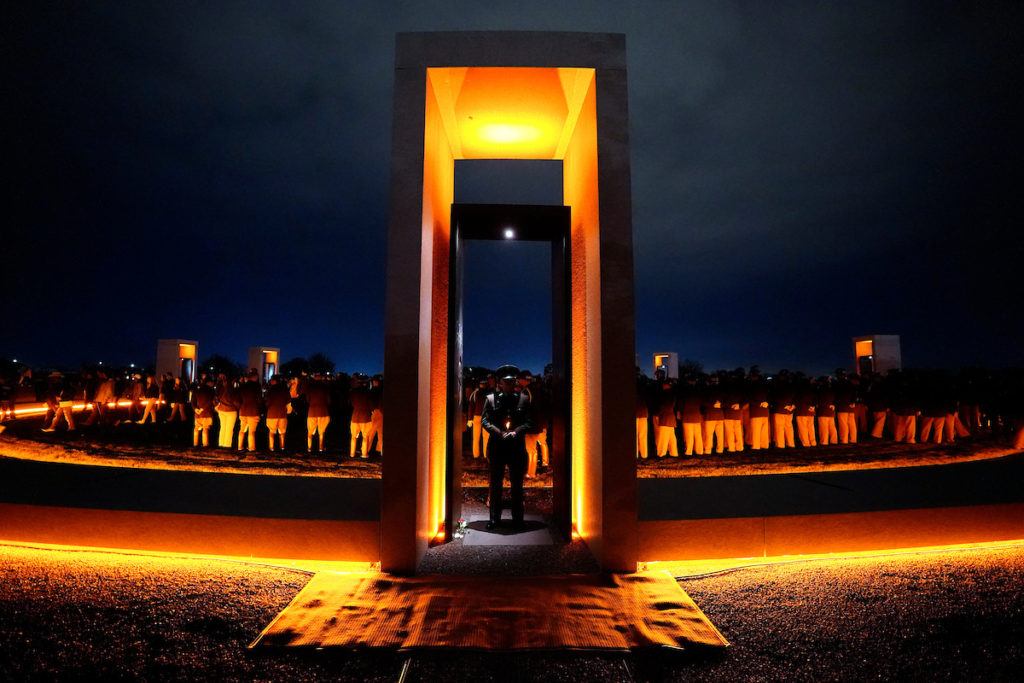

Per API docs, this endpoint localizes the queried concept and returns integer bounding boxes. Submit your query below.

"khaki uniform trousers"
[216,408,237,448]
[472,415,490,458]
[949,414,969,441]
[238,415,259,451]
[724,419,744,452]
[870,411,887,439]
[366,408,383,454]
[773,413,795,448]
[655,425,678,457]
[703,420,724,454]
[920,416,945,444]
[636,417,649,459]
[796,416,817,447]
[817,416,838,445]
[749,416,770,450]
[893,415,917,443]
[682,421,704,456]
[350,420,372,457]
[837,412,857,444]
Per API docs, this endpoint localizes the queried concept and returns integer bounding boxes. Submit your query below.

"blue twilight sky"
[3,2,1022,375]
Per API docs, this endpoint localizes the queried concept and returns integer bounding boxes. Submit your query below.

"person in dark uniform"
[815,376,838,446]
[794,376,818,447]
[191,376,217,448]
[747,371,771,450]
[770,372,796,449]
[481,365,533,530]
[652,379,679,457]
[349,374,374,458]
[677,376,705,456]
[264,374,292,452]
[300,373,332,454]
[237,370,263,453]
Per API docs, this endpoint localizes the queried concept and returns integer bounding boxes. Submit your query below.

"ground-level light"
[503,228,515,239]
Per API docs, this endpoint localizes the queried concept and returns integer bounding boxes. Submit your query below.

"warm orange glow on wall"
[423,73,455,547]
[178,344,197,360]
[263,350,279,365]
[855,340,873,358]
[563,72,600,546]
[419,66,598,547]
[427,67,594,160]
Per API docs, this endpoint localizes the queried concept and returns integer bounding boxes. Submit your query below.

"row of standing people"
[191,372,383,457]
[637,368,1024,458]
[17,367,384,458]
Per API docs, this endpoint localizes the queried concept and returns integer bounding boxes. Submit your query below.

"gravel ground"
[3,543,1022,681]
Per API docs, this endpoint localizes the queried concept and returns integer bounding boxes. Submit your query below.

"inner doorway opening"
[445,202,572,551]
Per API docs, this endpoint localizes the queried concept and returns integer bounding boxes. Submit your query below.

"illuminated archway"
[382,32,637,573]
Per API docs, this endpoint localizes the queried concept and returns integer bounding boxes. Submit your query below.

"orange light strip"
[645,538,1024,579]
[0,539,375,575]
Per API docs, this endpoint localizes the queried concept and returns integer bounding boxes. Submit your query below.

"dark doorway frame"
[446,203,572,542]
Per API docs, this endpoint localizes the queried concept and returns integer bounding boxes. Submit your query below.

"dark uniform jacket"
[216,384,240,412]
[481,390,533,456]
[702,386,725,421]
[794,386,817,417]
[192,386,216,417]
[654,389,677,428]
[677,388,704,424]
[816,386,837,418]
[748,382,770,418]
[302,381,331,418]
[350,388,374,423]
[238,381,263,418]
[723,384,744,420]
[265,383,292,419]
[771,384,796,415]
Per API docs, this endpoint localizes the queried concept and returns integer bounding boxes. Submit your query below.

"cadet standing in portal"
[481,365,533,530]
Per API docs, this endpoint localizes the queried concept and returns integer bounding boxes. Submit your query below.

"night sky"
[4,2,1022,376]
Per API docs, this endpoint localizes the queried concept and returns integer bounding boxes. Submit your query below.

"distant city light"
[503,228,515,239]
[130,363,135,368]
[12,359,17,363]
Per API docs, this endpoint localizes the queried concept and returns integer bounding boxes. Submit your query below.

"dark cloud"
[3,2,1022,373]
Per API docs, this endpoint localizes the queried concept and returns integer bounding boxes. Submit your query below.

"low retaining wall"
[0,457,381,561]
[638,453,1024,560]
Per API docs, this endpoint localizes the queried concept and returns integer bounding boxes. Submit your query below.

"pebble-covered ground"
[2,543,1022,681]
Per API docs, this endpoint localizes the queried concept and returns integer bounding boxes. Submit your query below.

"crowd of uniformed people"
[636,366,1024,458]
[3,362,1022,459]
[0,365,384,458]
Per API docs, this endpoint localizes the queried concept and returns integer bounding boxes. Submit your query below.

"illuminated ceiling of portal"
[427,67,595,160]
